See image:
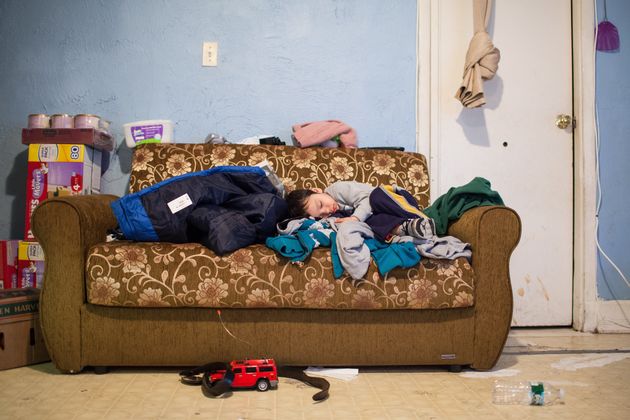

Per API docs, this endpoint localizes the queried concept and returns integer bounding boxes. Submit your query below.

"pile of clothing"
[266,178,503,280]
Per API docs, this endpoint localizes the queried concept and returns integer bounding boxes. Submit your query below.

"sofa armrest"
[447,205,521,369]
[31,194,119,372]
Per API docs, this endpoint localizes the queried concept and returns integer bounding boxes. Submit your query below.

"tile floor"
[1,329,629,419]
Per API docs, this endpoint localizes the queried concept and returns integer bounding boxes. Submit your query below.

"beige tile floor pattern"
[1,330,629,419]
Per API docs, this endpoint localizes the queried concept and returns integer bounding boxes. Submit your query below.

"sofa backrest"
[129,143,430,208]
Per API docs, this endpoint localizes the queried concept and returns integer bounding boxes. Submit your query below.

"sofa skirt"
[79,304,476,368]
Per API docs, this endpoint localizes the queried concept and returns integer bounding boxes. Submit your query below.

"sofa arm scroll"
[31,194,119,372]
[447,205,521,369]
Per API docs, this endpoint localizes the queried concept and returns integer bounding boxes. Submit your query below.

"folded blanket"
[292,120,358,148]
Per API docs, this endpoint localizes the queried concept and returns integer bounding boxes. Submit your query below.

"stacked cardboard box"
[2,241,46,289]
[17,241,45,289]
[0,288,49,370]
[22,127,114,151]
[15,127,111,292]
[0,123,112,369]
[17,143,103,290]
[24,143,102,240]
[2,132,110,282]
[0,240,19,289]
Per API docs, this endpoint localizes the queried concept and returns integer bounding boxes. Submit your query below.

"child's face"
[304,191,339,218]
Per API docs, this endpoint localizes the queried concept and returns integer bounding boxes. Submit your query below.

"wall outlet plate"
[202,41,218,67]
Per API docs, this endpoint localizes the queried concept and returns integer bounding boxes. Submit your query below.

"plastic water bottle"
[492,380,565,406]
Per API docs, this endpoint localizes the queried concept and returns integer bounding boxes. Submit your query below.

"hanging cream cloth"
[455,0,500,108]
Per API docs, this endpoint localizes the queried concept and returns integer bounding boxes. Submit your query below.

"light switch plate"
[202,41,218,67]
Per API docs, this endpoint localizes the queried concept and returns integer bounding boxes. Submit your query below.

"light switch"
[202,42,218,67]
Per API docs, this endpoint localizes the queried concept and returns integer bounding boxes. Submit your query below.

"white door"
[425,0,574,325]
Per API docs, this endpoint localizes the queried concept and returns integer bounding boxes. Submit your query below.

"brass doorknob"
[556,114,573,129]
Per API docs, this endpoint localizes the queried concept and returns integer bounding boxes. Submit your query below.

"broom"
[597,0,620,52]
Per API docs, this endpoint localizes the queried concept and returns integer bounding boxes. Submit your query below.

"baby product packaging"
[17,241,45,289]
[24,144,102,240]
[0,240,20,289]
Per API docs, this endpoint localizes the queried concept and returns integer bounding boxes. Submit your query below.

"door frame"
[415,0,599,331]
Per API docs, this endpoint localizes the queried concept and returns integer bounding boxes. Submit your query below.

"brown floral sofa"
[32,143,520,373]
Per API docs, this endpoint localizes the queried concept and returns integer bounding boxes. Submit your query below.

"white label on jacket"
[167,193,193,214]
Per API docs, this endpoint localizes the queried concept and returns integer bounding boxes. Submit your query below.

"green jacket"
[424,177,504,235]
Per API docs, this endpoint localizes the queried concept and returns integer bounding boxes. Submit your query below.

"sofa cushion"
[86,241,475,310]
[128,144,431,210]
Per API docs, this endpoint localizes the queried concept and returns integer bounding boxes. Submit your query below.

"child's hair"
[286,189,315,219]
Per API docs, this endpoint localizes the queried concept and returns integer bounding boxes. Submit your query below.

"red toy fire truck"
[209,359,278,391]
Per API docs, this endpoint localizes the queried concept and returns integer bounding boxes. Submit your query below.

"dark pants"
[365,187,424,241]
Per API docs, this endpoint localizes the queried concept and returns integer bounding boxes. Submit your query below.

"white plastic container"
[123,119,173,148]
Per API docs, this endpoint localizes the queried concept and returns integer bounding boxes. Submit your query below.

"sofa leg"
[58,369,81,375]
[448,364,463,373]
[93,366,109,375]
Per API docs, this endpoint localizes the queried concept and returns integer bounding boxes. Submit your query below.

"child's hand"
[334,216,359,224]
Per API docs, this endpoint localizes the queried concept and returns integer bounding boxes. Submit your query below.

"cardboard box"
[22,128,115,152]
[24,144,102,240]
[0,288,49,370]
[17,242,45,289]
[0,240,19,290]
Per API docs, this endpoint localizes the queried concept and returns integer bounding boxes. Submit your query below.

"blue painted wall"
[596,0,630,300]
[0,0,417,239]
[4,0,626,304]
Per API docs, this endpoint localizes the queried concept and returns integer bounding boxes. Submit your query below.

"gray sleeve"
[335,221,375,280]
[324,181,375,222]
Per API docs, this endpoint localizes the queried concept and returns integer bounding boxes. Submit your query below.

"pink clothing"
[292,120,358,148]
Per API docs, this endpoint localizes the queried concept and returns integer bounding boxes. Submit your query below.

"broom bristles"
[597,20,620,52]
